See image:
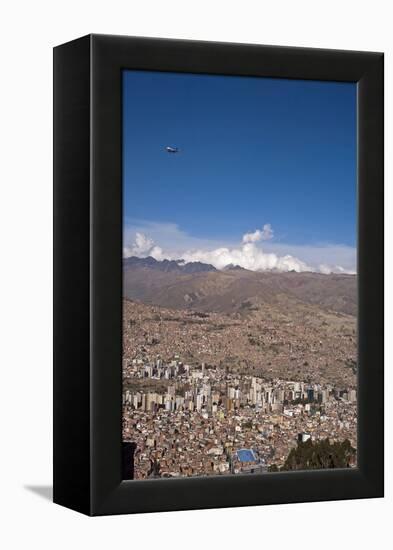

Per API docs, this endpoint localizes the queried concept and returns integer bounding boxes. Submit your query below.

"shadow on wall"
[24,485,52,501]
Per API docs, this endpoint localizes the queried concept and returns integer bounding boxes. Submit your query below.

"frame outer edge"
[53,35,92,516]
[357,52,384,496]
[75,35,384,515]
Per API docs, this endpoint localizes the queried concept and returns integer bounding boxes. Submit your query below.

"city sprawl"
[122,272,357,479]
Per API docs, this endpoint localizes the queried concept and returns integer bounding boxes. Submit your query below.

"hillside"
[123,300,356,389]
[123,257,357,316]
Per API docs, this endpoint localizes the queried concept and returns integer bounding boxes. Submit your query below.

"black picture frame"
[53,34,384,516]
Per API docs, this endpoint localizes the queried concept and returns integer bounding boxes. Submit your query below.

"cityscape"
[123,352,357,478]
[122,286,357,479]
[122,70,357,479]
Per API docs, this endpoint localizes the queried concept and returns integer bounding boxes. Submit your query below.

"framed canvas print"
[53,34,384,516]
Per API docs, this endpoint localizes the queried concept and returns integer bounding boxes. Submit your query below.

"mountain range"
[123,256,357,316]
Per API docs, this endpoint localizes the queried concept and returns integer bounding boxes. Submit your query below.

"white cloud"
[133,232,154,254]
[261,242,356,273]
[180,241,311,272]
[123,221,356,274]
[123,219,225,257]
[242,224,274,243]
[319,263,356,275]
[123,231,166,260]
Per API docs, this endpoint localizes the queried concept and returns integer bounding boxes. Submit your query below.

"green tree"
[281,438,356,471]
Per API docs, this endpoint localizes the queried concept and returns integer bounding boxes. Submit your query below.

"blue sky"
[123,70,357,273]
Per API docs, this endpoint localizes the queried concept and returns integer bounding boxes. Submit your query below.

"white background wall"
[0,1,390,548]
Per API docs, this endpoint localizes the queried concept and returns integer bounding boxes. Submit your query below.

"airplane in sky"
[165,146,179,153]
